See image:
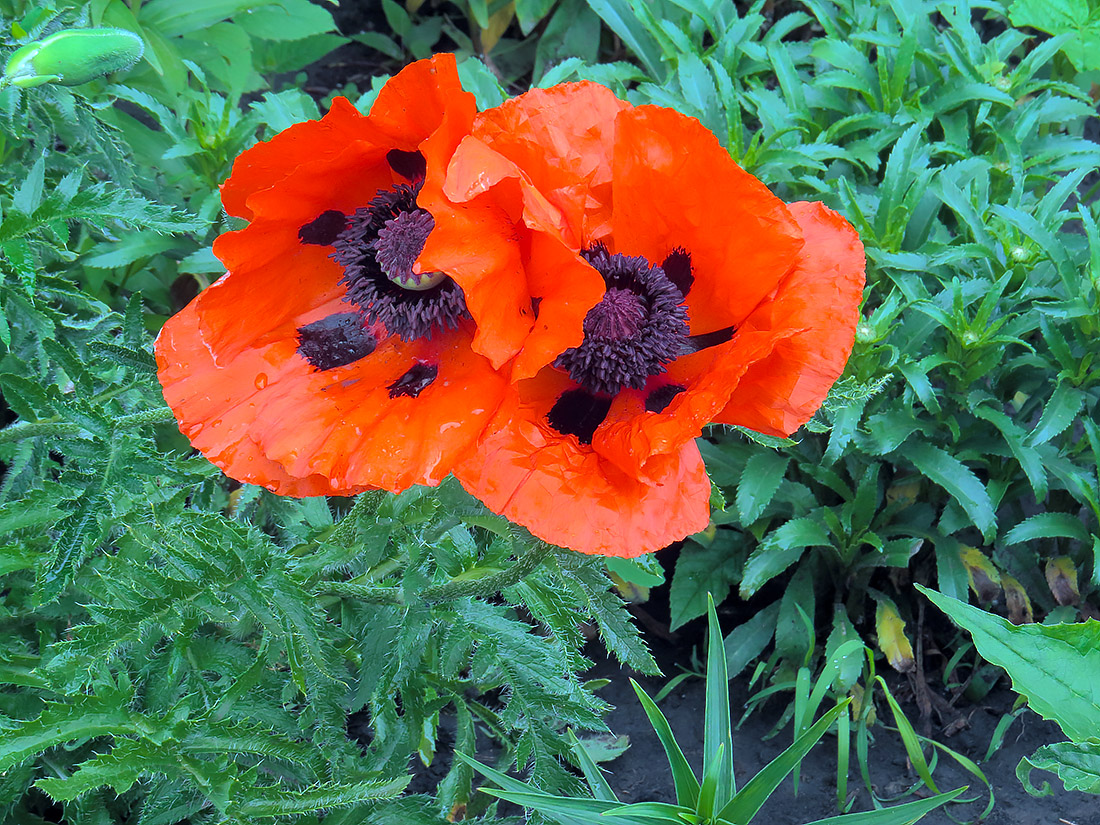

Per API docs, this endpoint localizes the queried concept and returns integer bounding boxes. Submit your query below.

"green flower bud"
[3,27,144,89]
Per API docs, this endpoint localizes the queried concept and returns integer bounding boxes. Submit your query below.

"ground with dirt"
[592,632,1095,825]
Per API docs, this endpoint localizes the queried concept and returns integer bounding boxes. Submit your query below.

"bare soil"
[591,633,1097,825]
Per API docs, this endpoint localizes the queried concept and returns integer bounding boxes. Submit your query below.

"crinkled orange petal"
[591,329,787,482]
[453,371,711,557]
[220,97,376,221]
[204,225,347,365]
[432,135,604,378]
[463,82,629,242]
[428,84,629,374]
[416,196,530,371]
[240,323,506,493]
[714,201,866,436]
[608,105,803,336]
[368,53,474,152]
[158,258,506,495]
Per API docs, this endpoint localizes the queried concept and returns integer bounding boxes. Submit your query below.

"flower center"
[554,244,690,396]
[372,210,447,291]
[331,183,468,341]
[587,288,646,339]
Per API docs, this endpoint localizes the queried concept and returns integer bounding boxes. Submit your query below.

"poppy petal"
[367,53,475,152]
[713,201,866,436]
[157,267,506,495]
[608,105,804,335]
[591,331,784,482]
[461,82,629,242]
[244,324,506,492]
[426,83,630,374]
[432,135,605,379]
[220,97,374,221]
[454,371,711,557]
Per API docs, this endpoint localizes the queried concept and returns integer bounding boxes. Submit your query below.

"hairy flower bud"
[3,27,143,89]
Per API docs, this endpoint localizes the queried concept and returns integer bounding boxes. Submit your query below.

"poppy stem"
[317,581,403,604]
[315,542,555,606]
[421,542,554,603]
[114,407,178,427]
[0,421,86,445]
[328,490,388,548]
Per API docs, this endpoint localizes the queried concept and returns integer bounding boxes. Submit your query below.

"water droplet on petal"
[254,373,268,389]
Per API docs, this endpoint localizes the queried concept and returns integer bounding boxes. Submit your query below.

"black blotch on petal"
[387,362,438,398]
[299,210,347,246]
[645,384,686,413]
[386,149,427,182]
[546,389,612,445]
[298,313,377,370]
[661,248,694,298]
[689,325,736,352]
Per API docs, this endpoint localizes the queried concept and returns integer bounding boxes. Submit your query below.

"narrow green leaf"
[630,679,699,806]
[603,801,696,820]
[736,451,789,524]
[0,698,133,772]
[740,518,830,596]
[1026,383,1087,446]
[722,601,780,679]
[718,701,848,824]
[568,729,618,802]
[697,742,725,821]
[585,0,666,80]
[238,777,410,815]
[704,595,735,806]
[799,787,966,824]
[1003,512,1091,546]
[903,443,995,538]
[875,676,940,794]
[13,154,46,215]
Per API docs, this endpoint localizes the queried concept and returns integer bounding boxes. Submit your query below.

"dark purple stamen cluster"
[554,244,690,396]
[330,183,469,341]
[372,210,437,287]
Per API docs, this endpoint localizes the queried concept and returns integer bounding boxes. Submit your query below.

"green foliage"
[461,597,964,824]
[1008,0,1100,71]
[3,0,1100,820]
[0,284,656,819]
[0,19,655,821]
[586,0,1099,686]
[922,586,1100,797]
[0,0,348,313]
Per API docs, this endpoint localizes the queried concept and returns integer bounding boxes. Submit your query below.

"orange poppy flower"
[155,55,509,496]
[436,84,865,557]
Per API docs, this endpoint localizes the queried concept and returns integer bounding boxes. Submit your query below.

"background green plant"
[559,0,1100,701]
[922,586,1100,797]
[2,0,1099,821]
[463,598,965,825]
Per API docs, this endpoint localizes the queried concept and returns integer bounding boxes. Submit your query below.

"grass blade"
[568,729,619,802]
[630,679,700,807]
[704,594,735,808]
[800,787,966,824]
[717,700,848,825]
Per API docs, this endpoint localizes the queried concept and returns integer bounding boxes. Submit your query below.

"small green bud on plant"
[3,27,143,89]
